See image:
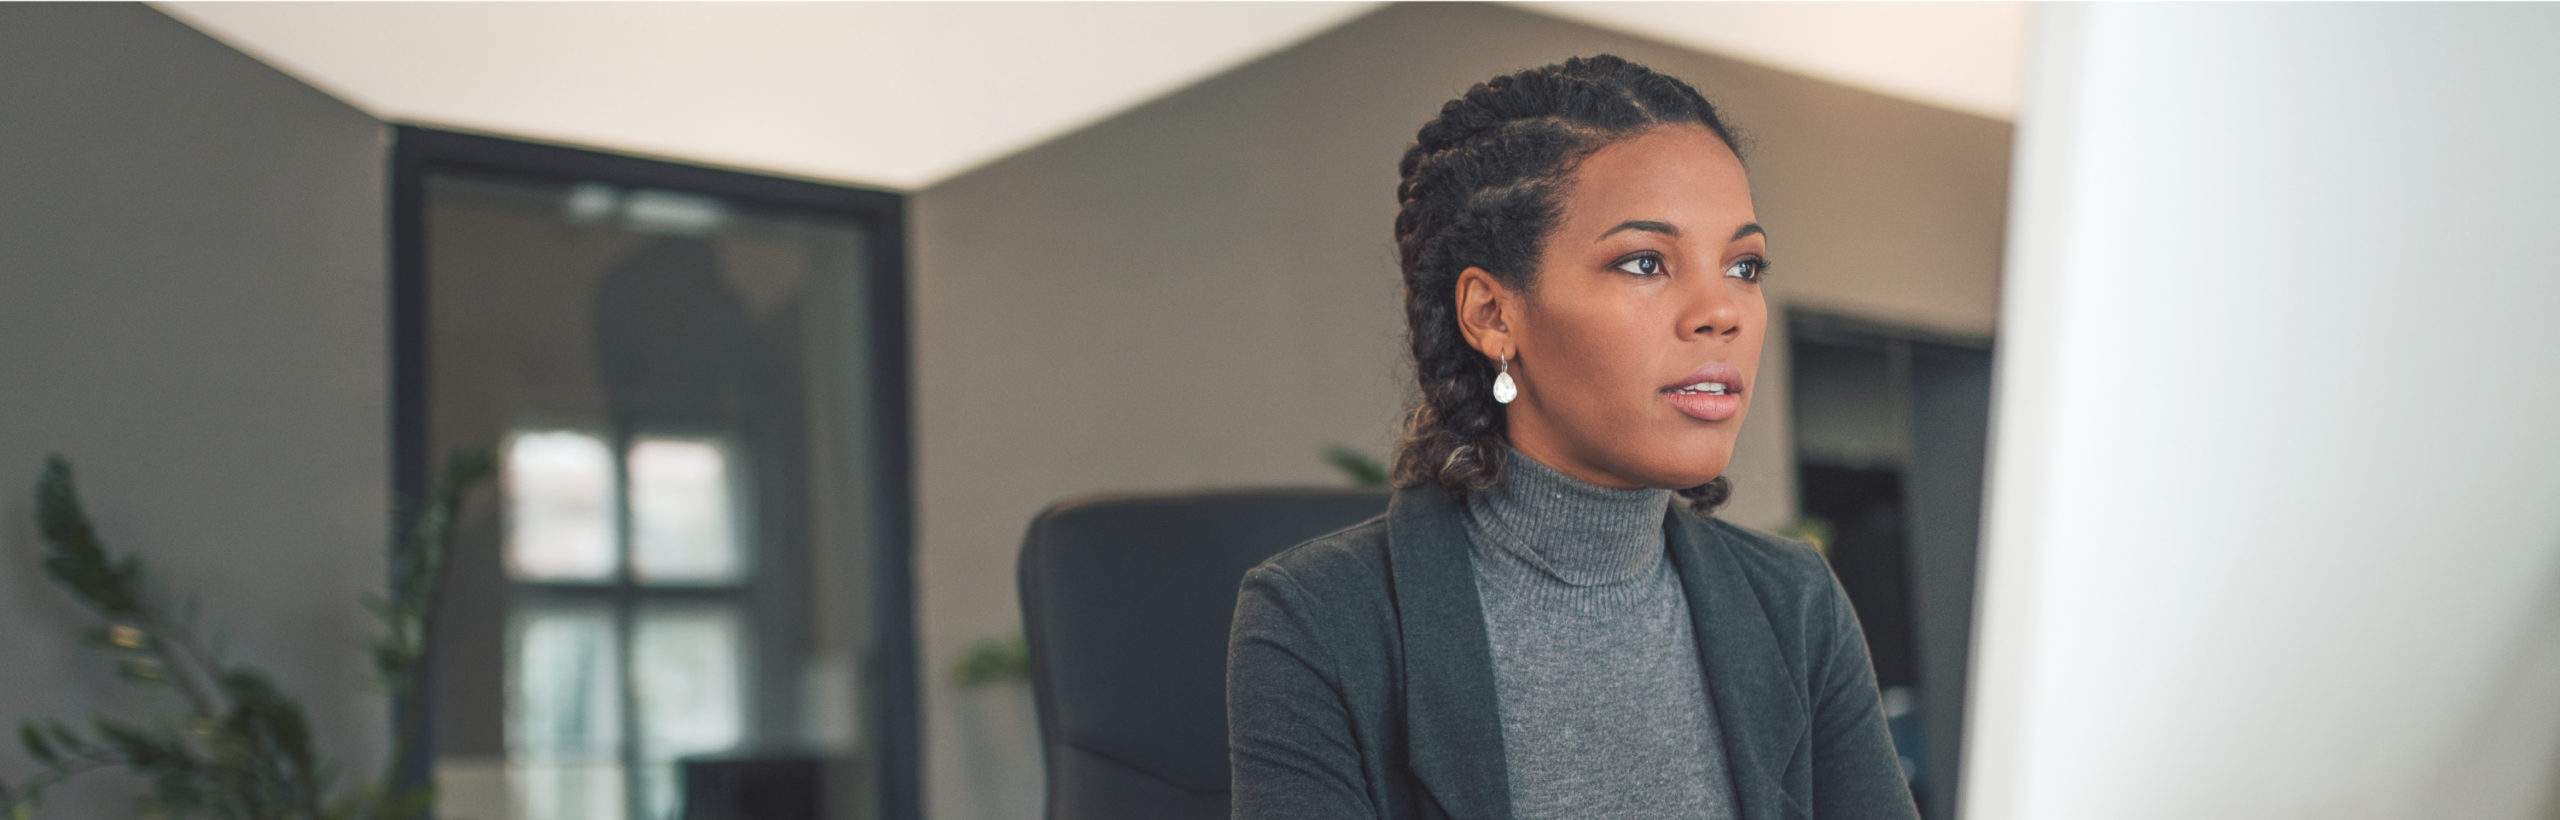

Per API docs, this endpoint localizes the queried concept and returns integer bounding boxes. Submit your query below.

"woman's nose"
[1681,280,1743,339]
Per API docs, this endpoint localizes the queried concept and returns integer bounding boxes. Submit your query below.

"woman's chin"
[1661,438,1733,478]
[1638,458,1727,490]
[1599,431,1729,486]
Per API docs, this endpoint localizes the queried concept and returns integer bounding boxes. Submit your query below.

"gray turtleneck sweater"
[1461,443,1738,819]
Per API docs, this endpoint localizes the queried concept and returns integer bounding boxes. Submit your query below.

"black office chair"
[1017,487,1391,819]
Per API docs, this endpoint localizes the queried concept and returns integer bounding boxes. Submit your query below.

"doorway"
[389,127,917,820]
[1787,308,1993,820]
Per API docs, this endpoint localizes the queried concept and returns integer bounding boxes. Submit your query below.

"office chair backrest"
[1016,487,1391,819]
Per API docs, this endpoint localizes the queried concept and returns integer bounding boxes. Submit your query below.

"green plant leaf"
[117,657,168,685]
[216,669,317,790]
[18,724,56,766]
[33,455,145,618]
[1775,515,1836,557]
[41,720,91,759]
[951,633,1030,687]
[1321,444,1389,487]
[91,714,178,768]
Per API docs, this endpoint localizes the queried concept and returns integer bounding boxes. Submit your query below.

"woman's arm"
[1227,563,1378,818]
[1807,563,1924,818]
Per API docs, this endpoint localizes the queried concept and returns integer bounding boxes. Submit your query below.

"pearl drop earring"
[1491,355,1517,404]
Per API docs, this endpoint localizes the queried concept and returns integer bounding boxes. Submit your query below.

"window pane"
[628,435,744,583]
[506,604,624,819]
[633,606,747,820]
[505,430,620,581]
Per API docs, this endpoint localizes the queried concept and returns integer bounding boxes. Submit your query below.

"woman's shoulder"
[1229,511,1401,685]
[1671,507,1871,671]
[1673,506,1851,625]
[1239,510,1394,608]
[1680,508,1833,582]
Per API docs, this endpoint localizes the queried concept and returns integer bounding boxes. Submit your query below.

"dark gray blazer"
[1226,482,1920,819]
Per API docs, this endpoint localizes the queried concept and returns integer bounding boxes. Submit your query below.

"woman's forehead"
[1560,126,1756,238]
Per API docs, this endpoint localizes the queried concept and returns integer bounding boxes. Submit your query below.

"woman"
[1226,55,1918,819]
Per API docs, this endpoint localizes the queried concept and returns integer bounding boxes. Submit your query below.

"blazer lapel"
[1667,512,1813,819]
[1385,485,1514,820]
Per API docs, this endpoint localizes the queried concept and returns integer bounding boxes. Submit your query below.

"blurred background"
[1,2,2553,819]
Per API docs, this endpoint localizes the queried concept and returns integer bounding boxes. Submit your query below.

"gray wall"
[908,3,2011,816]
[0,3,389,814]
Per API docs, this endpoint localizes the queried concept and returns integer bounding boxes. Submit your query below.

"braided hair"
[1389,54,1747,515]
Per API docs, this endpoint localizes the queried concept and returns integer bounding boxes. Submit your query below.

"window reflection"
[629,436,746,584]
[499,430,754,820]
[505,605,624,819]
[633,606,748,819]
[504,431,619,582]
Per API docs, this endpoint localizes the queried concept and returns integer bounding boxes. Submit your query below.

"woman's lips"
[1662,387,1742,422]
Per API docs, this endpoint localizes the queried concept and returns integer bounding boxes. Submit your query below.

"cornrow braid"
[1389,54,1746,516]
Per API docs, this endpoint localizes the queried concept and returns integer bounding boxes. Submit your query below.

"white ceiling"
[155,1,2025,192]
[1518,2,2027,123]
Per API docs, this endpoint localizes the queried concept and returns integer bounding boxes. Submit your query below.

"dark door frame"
[1783,305,1994,820]
[386,125,919,820]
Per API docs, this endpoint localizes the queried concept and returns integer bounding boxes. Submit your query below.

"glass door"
[391,127,915,820]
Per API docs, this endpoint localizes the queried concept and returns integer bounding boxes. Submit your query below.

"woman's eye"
[1726,256,1772,282]
[1613,253,1665,278]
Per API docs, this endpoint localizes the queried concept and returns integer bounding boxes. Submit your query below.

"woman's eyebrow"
[1598,219,1678,241]
[1597,219,1767,243]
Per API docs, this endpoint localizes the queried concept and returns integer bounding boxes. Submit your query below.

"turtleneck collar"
[1461,441,1674,587]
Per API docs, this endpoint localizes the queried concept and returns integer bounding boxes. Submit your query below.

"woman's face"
[1456,123,1769,490]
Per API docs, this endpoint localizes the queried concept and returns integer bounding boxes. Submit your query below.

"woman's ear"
[1453,265,1517,360]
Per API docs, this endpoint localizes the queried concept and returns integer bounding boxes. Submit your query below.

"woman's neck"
[1462,441,1674,587]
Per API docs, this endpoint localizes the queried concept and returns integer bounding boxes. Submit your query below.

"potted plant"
[1,448,494,820]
